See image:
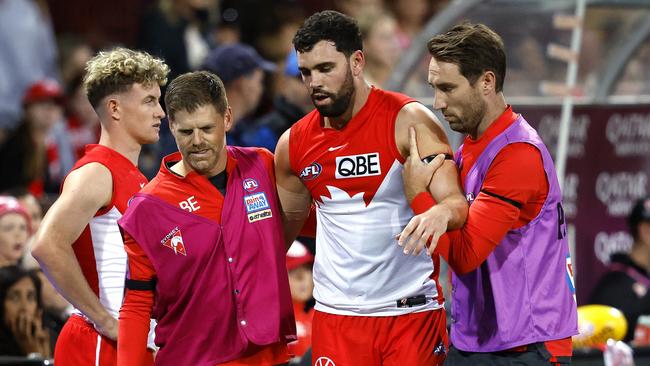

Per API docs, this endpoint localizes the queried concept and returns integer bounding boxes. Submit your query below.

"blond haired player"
[32,48,168,365]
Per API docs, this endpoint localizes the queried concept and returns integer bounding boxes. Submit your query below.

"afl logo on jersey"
[335,153,381,179]
[300,162,322,181]
[243,178,259,192]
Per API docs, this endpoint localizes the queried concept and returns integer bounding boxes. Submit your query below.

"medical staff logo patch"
[244,192,272,223]
[161,227,187,256]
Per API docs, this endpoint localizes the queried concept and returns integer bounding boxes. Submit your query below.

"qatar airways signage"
[515,104,650,305]
[595,171,647,216]
[605,112,650,157]
[536,114,591,158]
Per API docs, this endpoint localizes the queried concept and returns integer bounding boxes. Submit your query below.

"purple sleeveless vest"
[451,116,578,352]
[119,146,296,366]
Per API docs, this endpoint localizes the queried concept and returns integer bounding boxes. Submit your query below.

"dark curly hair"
[293,10,363,57]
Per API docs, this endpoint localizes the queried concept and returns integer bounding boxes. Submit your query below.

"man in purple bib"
[398,22,578,365]
[116,71,295,366]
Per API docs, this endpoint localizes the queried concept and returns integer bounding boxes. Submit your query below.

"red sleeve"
[436,194,519,274]
[118,232,156,366]
[480,143,548,228]
[435,143,548,274]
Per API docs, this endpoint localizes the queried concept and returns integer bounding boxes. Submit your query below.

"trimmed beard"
[313,68,355,118]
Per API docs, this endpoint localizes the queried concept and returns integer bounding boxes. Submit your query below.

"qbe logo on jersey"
[244,192,273,223]
[335,152,381,179]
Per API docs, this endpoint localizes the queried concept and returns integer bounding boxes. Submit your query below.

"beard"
[444,88,486,135]
[312,68,355,118]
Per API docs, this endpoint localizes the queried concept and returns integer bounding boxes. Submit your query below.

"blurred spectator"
[0,196,31,268]
[0,80,74,196]
[202,43,275,146]
[0,191,70,338]
[614,41,650,96]
[138,0,219,81]
[0,0,59,140]
[590,196,650,343]
[56,34,94,90]
[1,188,43,270]
[581,9,637,97]
[48,0,151,48]
[216,1,305,130]
[214,4,241,45]
[243,50,311,151]
[358,9,400,87]
[575,27,605,97]
[333,0,383,18]
[286,240,315,364]
[254,9,304,64]
[505,34,548,96]
[2,189,42,236]
[64,73,100,159]
[386,0,436,50]
[219,1,305,63]
[1,189,40,268]
[0,265,51,358]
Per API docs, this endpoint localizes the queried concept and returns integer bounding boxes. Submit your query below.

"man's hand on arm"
[401,127,444,203]
[31,163,118,340]
[395,104,467,256]
[275,129,312,249]
[399,127,449,255]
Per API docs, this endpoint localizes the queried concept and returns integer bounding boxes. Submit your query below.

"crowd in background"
[0,0,449,358]
[3,0,648,361]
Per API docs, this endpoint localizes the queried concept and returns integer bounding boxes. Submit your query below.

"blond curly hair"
[83,47,170,108]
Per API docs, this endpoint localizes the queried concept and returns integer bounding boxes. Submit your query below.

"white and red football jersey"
[289,87,444,316]
[67,144,147,319]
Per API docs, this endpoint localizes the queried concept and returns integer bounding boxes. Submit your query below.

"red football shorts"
[54,314,119,366]
[311,308,448,366]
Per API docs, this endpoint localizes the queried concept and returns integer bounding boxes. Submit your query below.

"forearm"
[433,194,468,230]
[118,290,154,366]
[33,244,112,325]
[435,194,518,274]
[282,213,309,248]
[422,160,468,230]
[277,185,311,248]
[298,204,317,238]
[436,230,496,275]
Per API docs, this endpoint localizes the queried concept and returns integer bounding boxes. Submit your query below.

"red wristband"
[410,192,436,215]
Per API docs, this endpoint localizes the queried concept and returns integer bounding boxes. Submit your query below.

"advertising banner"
[517,104,650,304]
